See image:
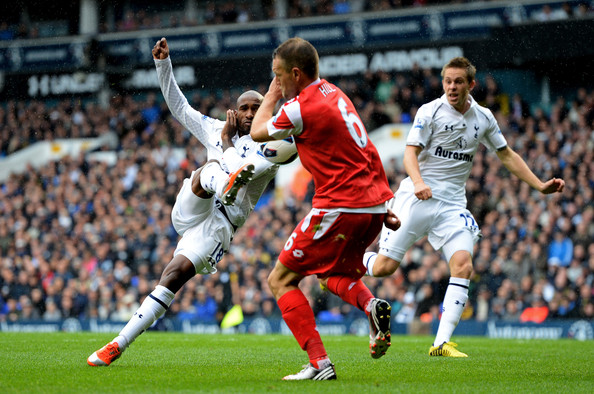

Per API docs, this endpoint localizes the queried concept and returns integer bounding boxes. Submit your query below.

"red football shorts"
[278,209,385,279]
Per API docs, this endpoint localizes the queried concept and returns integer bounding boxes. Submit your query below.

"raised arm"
[153,38,220,147]
[251,77,283,142]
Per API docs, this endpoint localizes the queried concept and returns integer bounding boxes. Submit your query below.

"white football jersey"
[401,94,507,207]
[155,57,277,227]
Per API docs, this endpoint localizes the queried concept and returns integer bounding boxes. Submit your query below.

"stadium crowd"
[0,65,593,330]
[2,1,592,40]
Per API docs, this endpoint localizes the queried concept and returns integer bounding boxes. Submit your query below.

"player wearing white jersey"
[364,57,564,357]
[87,38,278,367]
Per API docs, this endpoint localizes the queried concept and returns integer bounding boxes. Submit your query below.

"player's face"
[272,57,298,99]
[236,96,261,135]
[442,67,475,113]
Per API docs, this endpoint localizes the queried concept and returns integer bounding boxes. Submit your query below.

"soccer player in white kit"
[363,57,565,357]
[87,38,279,366]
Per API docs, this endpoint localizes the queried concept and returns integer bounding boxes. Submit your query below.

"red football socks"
[277,289,327,361]
[325,276,374,314]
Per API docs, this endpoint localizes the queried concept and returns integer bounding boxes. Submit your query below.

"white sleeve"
[480,108,508,152]
[407,102,433,148]
[154,57,223,149]
[266,100,303,140]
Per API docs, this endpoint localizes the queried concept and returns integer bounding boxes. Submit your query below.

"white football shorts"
[379,190,481,263]
[170,172,234,275]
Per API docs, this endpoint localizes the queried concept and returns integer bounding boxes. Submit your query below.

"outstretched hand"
[152,37,169,60]
[540,178,565,194]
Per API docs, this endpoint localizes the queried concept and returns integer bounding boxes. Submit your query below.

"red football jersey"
[268,79,393,209]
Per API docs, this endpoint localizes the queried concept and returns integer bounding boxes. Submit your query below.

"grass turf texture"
[0,332,592,393]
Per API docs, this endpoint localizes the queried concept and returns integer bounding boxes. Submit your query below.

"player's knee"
[458,261,473,279]
[190,171,208,197]
[267,263,299,298]
[449,251,473,279]
[159,256,196,293]
[267,271,281,296]
[374,255,400,277]
[192,160,219,197]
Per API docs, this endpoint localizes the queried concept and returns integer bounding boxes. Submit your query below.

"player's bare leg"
[87,254,195,366]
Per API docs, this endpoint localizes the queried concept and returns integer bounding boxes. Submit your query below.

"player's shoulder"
[469,96,496,121]
[203,115,225,128]
[418,97,446,117]
[200,116,225,137]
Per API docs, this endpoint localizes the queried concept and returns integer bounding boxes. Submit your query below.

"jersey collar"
[440,94,477,113]
[305,78,322,90]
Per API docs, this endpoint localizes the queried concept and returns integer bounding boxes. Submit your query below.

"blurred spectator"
[474,286,492,321]
[501,299,522,322]
[510,93,531,126]
[334,0,352,14]
[20,296,41,320]
[43,300,63,321]
[118,10,139,31]
[520,297,549,323]
[548,228,574,268]
[177,295,198,320]
[195,286,218,322]
[575,2,593,18]
[220,2,239,23]
[533,4,570,22]
[374,71,395,103]
[111,293,140,322]
[0,22,14,40]
[318,306,344,322]
[141,93,162,125]
[394,292,416,324]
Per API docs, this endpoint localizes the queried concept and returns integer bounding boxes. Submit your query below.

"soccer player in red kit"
[251,37,400,380]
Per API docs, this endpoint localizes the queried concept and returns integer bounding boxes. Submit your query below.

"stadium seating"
[1,66,592,325]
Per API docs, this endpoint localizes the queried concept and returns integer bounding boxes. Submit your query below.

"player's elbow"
[250,128,271,142]
[250,131,264,142]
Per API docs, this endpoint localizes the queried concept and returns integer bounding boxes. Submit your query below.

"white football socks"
[114,285,175,349]
[363,252,377,277]
[199,162,228,196]
[433,277,469,346]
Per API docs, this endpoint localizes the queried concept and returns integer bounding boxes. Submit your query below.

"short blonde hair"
[273,37,319,79]
[441,57,476,83]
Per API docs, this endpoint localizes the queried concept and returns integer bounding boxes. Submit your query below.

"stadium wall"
[1,318,593,340]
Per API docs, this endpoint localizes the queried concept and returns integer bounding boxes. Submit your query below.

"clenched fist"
[152,37,169,60]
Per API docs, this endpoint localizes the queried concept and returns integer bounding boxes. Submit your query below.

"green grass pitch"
[0,332,592,393]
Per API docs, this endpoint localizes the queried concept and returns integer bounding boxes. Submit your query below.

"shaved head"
[237,90,263,107]
[235,90,263,136]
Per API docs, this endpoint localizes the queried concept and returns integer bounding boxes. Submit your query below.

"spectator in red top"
[520,297,549,323]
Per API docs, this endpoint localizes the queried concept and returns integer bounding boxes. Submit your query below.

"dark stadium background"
[0,0,592,340]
